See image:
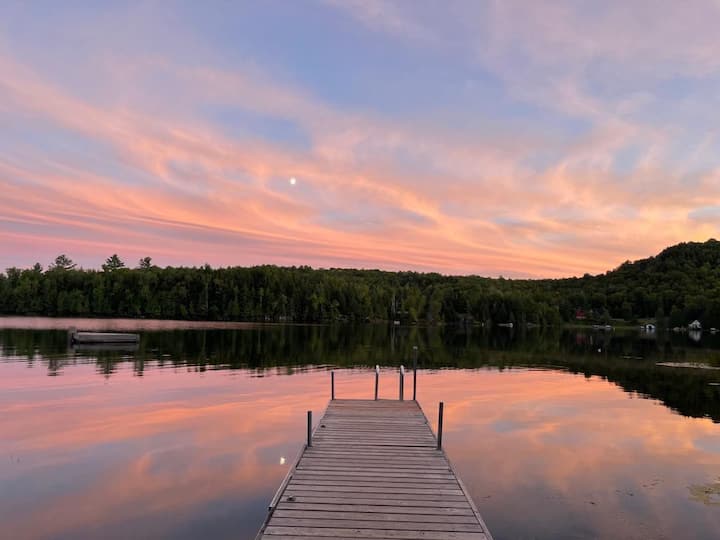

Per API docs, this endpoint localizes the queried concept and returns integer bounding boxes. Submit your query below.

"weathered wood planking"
[257,399,493,540]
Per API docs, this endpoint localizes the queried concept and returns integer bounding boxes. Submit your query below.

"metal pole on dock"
[374,365,379,400]
[331,371,335,400]
[307,410,312,447]
[412,346,418,401]
[399,365,405,401]
[437,402,444,450]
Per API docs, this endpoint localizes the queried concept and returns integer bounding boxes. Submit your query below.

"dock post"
[399,365,405,401]
[412,346,418,401]
[374,365,379,400]
[437,402,444,450]
[307,411,312,447]
[331,371,335,400]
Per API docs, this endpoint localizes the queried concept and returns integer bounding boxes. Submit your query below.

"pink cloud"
[1,48,718,277]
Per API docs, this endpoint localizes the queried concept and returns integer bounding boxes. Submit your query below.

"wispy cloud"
[0,2,718,276]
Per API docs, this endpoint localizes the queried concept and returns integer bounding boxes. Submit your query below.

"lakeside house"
[689,320,702,330]
[642,323,656,332]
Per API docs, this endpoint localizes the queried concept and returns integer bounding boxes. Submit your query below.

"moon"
[289,177,297,185]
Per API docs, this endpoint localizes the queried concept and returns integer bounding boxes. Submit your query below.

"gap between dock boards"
[256,398,493,540]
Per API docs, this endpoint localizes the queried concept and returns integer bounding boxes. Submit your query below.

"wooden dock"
[256,398,493,540]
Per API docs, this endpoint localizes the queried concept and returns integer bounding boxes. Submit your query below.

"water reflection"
[0,364,335,540]
[415,370,720,540]
[2,318,720,423]
[1,319,720,539]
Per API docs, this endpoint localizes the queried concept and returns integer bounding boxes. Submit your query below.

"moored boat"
[70,330,140,344]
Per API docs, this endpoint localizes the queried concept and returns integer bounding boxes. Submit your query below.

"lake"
[1,317,719,539]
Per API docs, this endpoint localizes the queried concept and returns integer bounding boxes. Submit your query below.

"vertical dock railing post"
[331,370,335,400]
[307,410,312,447]
[412,346,418,401]
[437,402,444,450]
[374,365,379,400]
[399,365,405,400]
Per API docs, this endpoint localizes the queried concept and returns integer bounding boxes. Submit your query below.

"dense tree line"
[1,240,719,326]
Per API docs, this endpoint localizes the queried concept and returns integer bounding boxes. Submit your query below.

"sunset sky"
[2,1,719,277]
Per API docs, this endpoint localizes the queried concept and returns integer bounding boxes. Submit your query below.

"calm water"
[1,317,720,540]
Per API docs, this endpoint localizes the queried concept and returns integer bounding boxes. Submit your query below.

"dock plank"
[257,399,493,540]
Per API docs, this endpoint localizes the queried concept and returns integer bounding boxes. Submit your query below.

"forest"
[1,240,719,327]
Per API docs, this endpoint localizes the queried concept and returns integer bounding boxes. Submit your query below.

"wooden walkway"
[256,399,493,540]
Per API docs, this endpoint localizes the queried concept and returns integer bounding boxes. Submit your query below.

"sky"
[1,1,719,278]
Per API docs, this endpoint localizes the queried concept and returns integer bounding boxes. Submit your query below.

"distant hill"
[551,239,720,327]
[1,240,719,327]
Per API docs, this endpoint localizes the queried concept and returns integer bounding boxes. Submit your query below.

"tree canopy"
[1,240,719,326]
[101,254,125,272]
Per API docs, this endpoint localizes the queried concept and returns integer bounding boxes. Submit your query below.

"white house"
[688,320,702,330]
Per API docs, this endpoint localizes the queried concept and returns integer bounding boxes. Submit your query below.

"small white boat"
[70,330,140,344]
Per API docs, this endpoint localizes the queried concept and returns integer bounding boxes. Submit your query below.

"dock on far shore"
[256,389,493,540]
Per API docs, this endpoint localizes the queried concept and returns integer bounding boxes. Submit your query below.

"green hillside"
[550,239,720,327]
